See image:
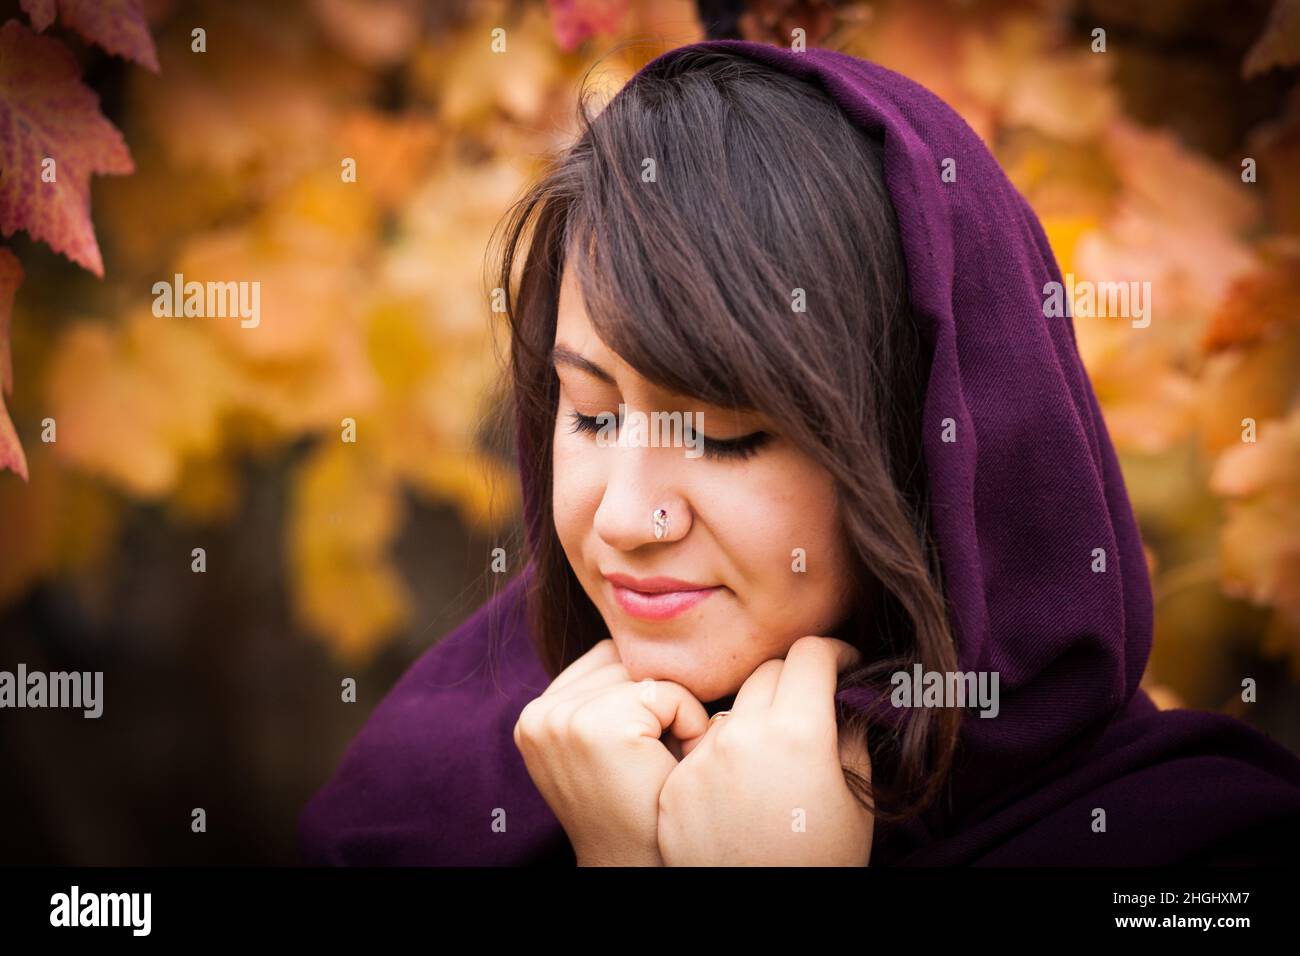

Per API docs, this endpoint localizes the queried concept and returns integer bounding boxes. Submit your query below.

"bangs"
[555,60,820,415]
[559,210,773,414]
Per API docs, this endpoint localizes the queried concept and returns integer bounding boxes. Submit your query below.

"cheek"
[714,453,850,633]
[551,425,601,555]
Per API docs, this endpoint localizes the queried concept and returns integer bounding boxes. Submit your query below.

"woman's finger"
[729,657,783,715]
[633,680,710,755]
[538,667,646,730]
[554,677,709,757]
[540,638,622,697]
[543,661,630,703]
[770,636,862,728]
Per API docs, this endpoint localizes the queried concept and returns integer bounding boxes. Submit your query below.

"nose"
[591,441,692,552]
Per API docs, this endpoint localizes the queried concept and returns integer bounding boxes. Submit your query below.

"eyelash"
[565,409,771,462]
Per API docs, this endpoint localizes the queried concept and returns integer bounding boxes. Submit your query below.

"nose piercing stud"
[653,507,670,540]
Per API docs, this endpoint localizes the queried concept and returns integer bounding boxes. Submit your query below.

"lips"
[604,572,722,621]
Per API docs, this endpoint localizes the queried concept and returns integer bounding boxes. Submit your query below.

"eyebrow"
[549,345,616,385]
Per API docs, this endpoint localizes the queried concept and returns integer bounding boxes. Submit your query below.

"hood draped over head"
[298,39,1300,866]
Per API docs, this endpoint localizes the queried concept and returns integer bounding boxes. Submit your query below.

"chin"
[609,631,743,704]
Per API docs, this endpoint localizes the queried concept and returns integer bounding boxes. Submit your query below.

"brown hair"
[486,46,959,825]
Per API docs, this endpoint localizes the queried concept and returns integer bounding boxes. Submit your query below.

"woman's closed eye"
[565,409,772,462]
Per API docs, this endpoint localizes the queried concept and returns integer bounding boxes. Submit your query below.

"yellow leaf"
[289,442,409,663]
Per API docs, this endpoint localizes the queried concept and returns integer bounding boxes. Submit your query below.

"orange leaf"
[1202,241,1300,352]
[0,246,25,480]
[0,19,134,276]
[20,0,159,72]
[310,0,422,69]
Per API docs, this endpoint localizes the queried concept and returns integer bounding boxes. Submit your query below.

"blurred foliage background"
[0,0,1297,863]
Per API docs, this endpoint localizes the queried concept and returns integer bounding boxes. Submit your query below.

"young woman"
[298,39,1300,866]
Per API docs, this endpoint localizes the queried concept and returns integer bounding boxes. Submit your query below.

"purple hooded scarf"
[298,39,1300,865]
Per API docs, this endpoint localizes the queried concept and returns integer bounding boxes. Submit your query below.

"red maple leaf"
[0,247,25,481]
[0,19,135,277]
[20,0,159,73]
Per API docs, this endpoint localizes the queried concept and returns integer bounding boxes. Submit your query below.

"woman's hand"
[513,638,711,866]
[656,635,874,866]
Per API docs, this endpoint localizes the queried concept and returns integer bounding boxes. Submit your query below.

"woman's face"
[550,264,859,703]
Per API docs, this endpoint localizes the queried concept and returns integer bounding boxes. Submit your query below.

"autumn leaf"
[416,1,569,134]
[0,246,24,480]
[0,19,134,276]
[1202,240,1300,352]
[129,5,349,183]
[547,0,629,53]
[311,0,423,68]
[1198,327,1300,455]
[1068,118,1264,455]
[1210,409,1300,668]
[1195,236,1300,457]
[19,0,159,72]
[334,110,441,211]
[44,309,235,497]
[290,442,410,663]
